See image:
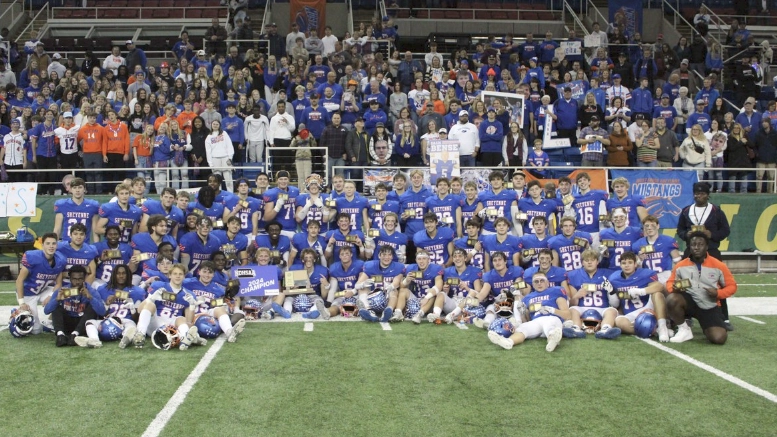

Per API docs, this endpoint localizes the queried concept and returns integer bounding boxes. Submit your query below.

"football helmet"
[340,297,358,318]
[243,299,262,320]
[634,309,658,339]
[194,315,222,339]
[581,309,603,334]
[404,297,421,318]
[366,290,388,313]
[8,308,34,338]
[494,292,514,317]
[152,325,181,350]
[98,317,125,341]
[488,317,515,338]
[461,304,486,323]
[293,294,314,313]
[305,174,325,190]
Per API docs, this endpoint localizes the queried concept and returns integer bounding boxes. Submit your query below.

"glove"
[628,287,647,299]
[122,300,136,314]
[365,237,375,249]
[313,197,324,208]
[540,306,556,315]
[183,292,198,306]
[602,278,614,294]
[385,284,395,293]
[304,198,313,208]
[196,295,209,306]
[357,279,374,290]
[274,196,286,212]
[148,288,164,302]
[598,245,609,257]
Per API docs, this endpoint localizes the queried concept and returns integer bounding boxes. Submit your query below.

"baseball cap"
[696,99,705,105]
[612,73,621,79]
[10,118,20,124]
[347,79,358,86]
[487,68,496,76]
[36,41,44,46]
[197,49,205,56]
[458,110,468,116]
[589,115,600,121]
[382,15,390,21]
[530,57,538,62]
[693,182,711,194]
[661,94,670,99]
[160,61,169,68]
[376,122,385,127]
[63,111,73,118]
[681,59,689,65]
[309,92,320,99]
[438,128,448,134]
[370,100,379,105]
[461,60,468,65]
[125,40,133,45]
[487,106,496,112]
[52,53,61,59]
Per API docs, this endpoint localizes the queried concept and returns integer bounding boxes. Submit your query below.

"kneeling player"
[353,245,405,323]
[565,249,620,339]
[184,261,246,343]
[487,271,565,352]
[43,266,107,347]
[397,249,444,324]
[126,263,206,350]
[606,251,671,342]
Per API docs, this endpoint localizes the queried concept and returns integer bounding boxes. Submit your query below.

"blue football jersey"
[187,201,226,226]
[263,186,300,232]
[93,241,134,283]
[480,234,521,267]
[54,197,100,241]
[482,265,524,303]
[399,187,431,237]
[99,201,143,243]
[523,286,567,321]
[56,241,98,271]
[178,232,222,275]
[572,189,609,233]
[362,260,406,288]
[443,265,483,298]
[460,197,479,225]
[547,231,593,271]
[130,233,177,272]
[223,195,263,235]
[141,199,185,231]
[334,194,369,231]
[567,267,614,309]
[518,234,550,267]
[477,188,518,233]
[182,277,226,313]
[523,266,568,287]
[290,232,327,266]
[148,283,194,318]
[20,250,67,296]
[97,284,146,321]
[606,194,647,228]
[252,234,292,265]
[325,229,365,261]
[599,226,643,268]
[288,264,329,296]
[413,226,454,266]
[404,263,444,298]
[296,193,329,233]
[426,194,461,230]
[517,197,557,235]
[329,259,365,291]
[632,235,679,273]
[368,199,401,230]
[373,230,408,262]
[608,268,657,315]
[454,236,485,270]
[211,230,250,267]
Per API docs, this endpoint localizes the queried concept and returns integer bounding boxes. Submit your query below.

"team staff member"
[667,232,736,344]
[675,181,732,330]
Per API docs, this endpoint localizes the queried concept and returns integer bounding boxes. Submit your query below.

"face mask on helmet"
[152,325,181,350]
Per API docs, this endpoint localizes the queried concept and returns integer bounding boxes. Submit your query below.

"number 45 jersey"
[632,235,679,273]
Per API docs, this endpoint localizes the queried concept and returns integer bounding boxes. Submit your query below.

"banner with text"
[429,140,461,184]
[525,169,609,192]
[291,0,326,37]
[609,0,642,39]
[231,265,281,297]
[612,169,697,229]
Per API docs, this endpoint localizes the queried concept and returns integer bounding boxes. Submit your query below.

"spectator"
[653,116,679,167]
[479,106,504,166]
[752,118,777,193]
[448,110,479,167]
[578,115,610,167]
[725,123,752,193]
[318,112,348,176]
[679,124,711,180]
[735,97,762,139]
[424,41,443,67]
[670,59,700,95]
[633,118,659,167]
[502,121,527,167]
[205,17,228,55]
[102,46,125,76]
[125,40,147,73]
[393,122,420,168]
[305,28,325,59]
[286,22,305,56]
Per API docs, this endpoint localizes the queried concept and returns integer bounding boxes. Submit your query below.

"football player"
[570,172,608,246]
[413,212,455,267]
[141,253,174,285]
[253,221,292,268]
[397,250,444,324]
[329,174,347,199]
[481,217,521,270]
[179,216,223,276]
[606,251,671,342]
[224,178,264,236]
[295,174,330,233]
[367,183,401,231]
[548,216,593,271]
[453,219,485,270]
[207,173,238,205]
[487,271,565,352]
[263,170,300,238]
[565,249,620,339]
[140,188,185,235]
[188,185,229,229]
[328,180,370,233]
[449,177,464,201]
[460,181,480,225]
[606,177,648,228]
[290,220,327,267]
[130,263,205,350]
[518,216,551,268]
[322,245,365,318]
[56,223,99,285]
[524,249,569,290]
[43,266,107,347]
[354,245,405,323]
[325,213,366,263]
[632,215,681,285]
[400,169,432,259]
[516,180,557,236]
[96,183,143,243]
[386,172,407,202]
[368,212,407,263]
[140,242,178,277]
[93,225,137,288]
[211,216,250,267]
[286,249,330,319]
[183,261,246,342]
[475,170,518,236]
[442,248,484,324]
[475,252,526,329]
[426,177,463,236]
[599,207,642,269]
[131,214,177,276]
[15,232,67,335]
[52,177,100,243]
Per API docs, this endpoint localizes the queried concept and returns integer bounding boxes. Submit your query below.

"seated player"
[141,253,175,285]
[253,221,292,268]
[570,172,608,246]
[57,223,99,285]
[397,249,445,324]
[487,271,565,352]
[188,185,228,228]
[289,220,327,267]
[606,251,671,342]
[321,246,365,318]
[367,212,407,263]
[140,242,177,277]
[224,178,263,236]
[183,261,246,342]
[516,180,557,236]
[286,249,330,319]
[212,216,250,267]
[606,177,648,228]
[666,232,736,345]
[454,218,485,270]
[245,248,287,320]
[325,213,366,263]
[78,265,147,348]
[413,212,455,267]
[548,216,593,271]
[518,215,551,268]
[127,263,206,350]
[263,170,300,238]
[93,225,137,288]
[96,183,143,243]
[353,245,405,323]
[367,183,401,232]
[481,217,521,269]
[632,215,681,286]
[442,248,484,324]
[426,177,462,236]
[140,187,185,235]
[43,266,107,347]
[565,249,621,339]
[15,232,68,335]
[523,249,569,291]
[475,170,518,236]
[296,174,330,233]
[179,216,222,276]
[599,207,642,269]
[474,252,526,329]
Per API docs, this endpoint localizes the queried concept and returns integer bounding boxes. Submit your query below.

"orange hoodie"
[104,121,130,155]
[77,123,107,155]
[177,111,197,135]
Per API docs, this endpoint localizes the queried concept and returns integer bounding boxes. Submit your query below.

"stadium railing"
[50,4,228,20]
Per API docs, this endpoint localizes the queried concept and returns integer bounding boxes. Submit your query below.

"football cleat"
[41,318,54,334]
[358,309,379,322]
[68,333,78,346]
[8,308,34,338]
[261,309,275,320]
[488,330,513,350]
[473,317,489,329]
[271,302,291,319]
[562,326,586,339]
[545,327,562,352]
[426,313,440,324]
[315,299,330,320]
[724,320,734,332]
[302,310,320,319]
[389,310,404,323]
[411,311,423,325]
[179,326,200,351]
[226,319,246,343]
[74,336,103,348]
[56,334,68,347]
[133,330,146,348]
[633,310,658,339]
[595,327,622,340]
[444,313,455,324]
[670,323,693,343]
[119,326,136,349]
[380,308,393,323]
[657,325,670,342]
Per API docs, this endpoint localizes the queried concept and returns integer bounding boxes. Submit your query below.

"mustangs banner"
[611,169,697,229]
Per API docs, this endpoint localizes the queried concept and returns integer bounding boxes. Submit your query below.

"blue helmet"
[488,317,515,338]
[98,317,125,341]
[404,297,421,318]
[243,299,262,320]
[194,315,222,339]
[366,290,388,313]
[8,308,34,338]
[634,310,658,338]
[463,304,486,321]
[293,294,314,313]
[581,309,603,334]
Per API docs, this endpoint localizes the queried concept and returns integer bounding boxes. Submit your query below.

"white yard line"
[141,337,226,437]
[380,322,392,331]
[303,322,314,331]
[640,338,777,404]
[456,323,469,330]
[737,316,766,325]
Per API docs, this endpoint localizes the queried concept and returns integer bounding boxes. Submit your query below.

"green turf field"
[2,313,776,436]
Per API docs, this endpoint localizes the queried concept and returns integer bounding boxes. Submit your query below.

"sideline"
[141,337,226,437]
[737,316,766,325]
[639,338,777,404]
